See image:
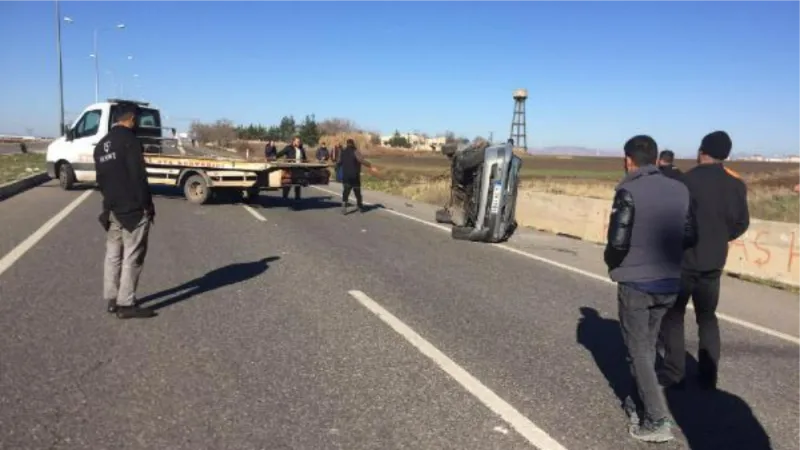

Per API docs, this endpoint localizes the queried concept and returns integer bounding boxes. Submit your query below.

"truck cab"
[46,99,169,190]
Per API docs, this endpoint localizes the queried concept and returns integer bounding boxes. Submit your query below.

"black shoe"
[660,378,687,391]
[106,299,118,313]
[116,305,157,319]
[697,373,717,391]
[357,204,365,213]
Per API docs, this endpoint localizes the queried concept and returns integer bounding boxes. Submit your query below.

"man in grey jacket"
[604,135,697,443]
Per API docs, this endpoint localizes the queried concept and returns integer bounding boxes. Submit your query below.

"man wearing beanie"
[659,130,749,392]
[603,135,697,443]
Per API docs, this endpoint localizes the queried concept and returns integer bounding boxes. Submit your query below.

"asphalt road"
[0,181,797,450]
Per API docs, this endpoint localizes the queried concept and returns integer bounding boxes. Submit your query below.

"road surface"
[0,181,796,450]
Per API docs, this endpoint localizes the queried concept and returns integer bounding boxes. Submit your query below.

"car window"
[74,110,102,138]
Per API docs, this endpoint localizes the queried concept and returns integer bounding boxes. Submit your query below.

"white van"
[46,98,166,190]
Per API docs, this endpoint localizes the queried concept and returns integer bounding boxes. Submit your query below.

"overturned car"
[435,139,522,243]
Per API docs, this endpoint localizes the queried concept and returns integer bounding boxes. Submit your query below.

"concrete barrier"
[515,190,800,288]
[0,172,51,201]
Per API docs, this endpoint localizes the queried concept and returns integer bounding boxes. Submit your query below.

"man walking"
[339,138,378,214]
[94,102,156,319]
[276,136,308,200]
[657,150,684,182]
[604,135,696,442]
[659,131,749,391]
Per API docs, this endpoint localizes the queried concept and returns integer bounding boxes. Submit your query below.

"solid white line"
[348,290,568,450]
[0,189,94,279]
[242,204,267,222]
[315,186,800,345]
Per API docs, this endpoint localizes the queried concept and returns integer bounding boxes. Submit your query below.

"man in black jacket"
[94,102,156,319]
[658,131,749,391]
[657,150,684,182]
[339,138,378,214]
[604,135,697,443]
[276,136,307,200]
[264,140,277,160]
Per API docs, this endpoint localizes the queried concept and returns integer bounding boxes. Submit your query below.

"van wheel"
[183,174,210,204]
[58,162,76,190]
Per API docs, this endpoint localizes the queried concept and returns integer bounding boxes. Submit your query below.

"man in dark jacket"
[315,142,330,162]
[94,102,156,319]
[657,150,684,182]
[604,135,697,443]
[264,140,277,160]
[339,139,378,214]
[276,136,308,200]
[659,131,749,391]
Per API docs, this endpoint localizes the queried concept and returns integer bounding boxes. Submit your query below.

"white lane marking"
[0,189,94,278]
[242,204,267,222]
[348,290,568,450]
[315,186,800,346]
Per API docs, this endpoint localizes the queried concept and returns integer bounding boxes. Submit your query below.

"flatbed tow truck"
[46,99,330,204]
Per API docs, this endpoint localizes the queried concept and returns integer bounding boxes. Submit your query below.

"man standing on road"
[657,150,684,182]
[276,136,308,200]
[339,138,378,214]
[94,103,156,319]
[659,131,749,391]
[604,135,696,443]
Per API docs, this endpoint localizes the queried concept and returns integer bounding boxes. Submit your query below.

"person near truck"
[339,138,379,214]
[658,130,749,392]
[603,135,696,443]
[276,136,308,200]
[93,102,157,320]
[264,140,277,160]
[316,142,330,162]
[657,150,684,182]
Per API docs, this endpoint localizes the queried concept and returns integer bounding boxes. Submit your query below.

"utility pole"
[55,0,65,135]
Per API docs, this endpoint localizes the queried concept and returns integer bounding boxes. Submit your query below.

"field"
[195,140,800,224]
[352,150,799,223]
[0,153,46,185]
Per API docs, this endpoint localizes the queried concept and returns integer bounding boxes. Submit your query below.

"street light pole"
[93,28,99,103]
[55,0,65,135]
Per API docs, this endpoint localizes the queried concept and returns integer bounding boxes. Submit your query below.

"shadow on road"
[253,194,342,212]
[342,203,385,215]
[137,256,280,311]
[576,306,772,450]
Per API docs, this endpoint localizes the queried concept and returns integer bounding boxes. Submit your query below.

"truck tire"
[58,162,76,190]
[183,174,210,204]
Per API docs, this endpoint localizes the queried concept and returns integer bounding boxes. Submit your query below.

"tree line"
[190,115,473,149]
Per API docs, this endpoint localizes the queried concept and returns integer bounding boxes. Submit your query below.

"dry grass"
[359,154,799,223]
[0,153,46,185]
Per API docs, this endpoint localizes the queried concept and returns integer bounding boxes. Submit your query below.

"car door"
[70,109,104,181]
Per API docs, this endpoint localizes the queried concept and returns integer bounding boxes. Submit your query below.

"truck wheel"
[58,162,76,190]
[183,174,210,204]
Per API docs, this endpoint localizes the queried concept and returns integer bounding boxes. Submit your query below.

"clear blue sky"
[1,1,798,155]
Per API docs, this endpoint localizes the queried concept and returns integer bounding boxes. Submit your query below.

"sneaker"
[116,305,157,319]
[106,299,118,313]
[341,201,349,215]
[630,418,674,443]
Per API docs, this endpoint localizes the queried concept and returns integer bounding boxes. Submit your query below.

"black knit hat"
[700,131,732,160]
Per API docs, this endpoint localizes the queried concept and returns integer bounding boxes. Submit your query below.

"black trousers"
[659,269,722,385]
[281,185,301,199]
[342,181,362,207]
